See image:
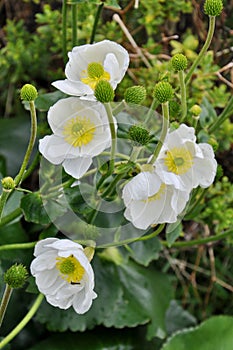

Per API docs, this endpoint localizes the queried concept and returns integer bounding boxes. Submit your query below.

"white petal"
[63,157,92,179]
[35,268,60,291]
[30,251,57,272]
[47,239,84,251]
[33,238,59,257]
[39,135,77,164]
[52,80,92,97]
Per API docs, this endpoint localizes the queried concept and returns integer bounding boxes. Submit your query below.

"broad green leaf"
[199,97,217,128]
[165,222,183,247]
[162,316,233,350]
[36,256,173,340]
[165,300,197,336]
[0,117,32,176]
[35,91,66,112]
[127,236,162,266]
[1,191,23,222]
[20,192,67,225]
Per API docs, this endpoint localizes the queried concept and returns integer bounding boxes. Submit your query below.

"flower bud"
[204,0,223,16]
[94,80,114,103]
[124,86,147,104]
[4,264,28,289]
[190,104,202,116]
[1,176,15,191]
[98,247,123,265]
[128,125,151,146]
[153,81,173,103]
[208,135,219,151]
[171,54,188,71]
[20,84,38,101]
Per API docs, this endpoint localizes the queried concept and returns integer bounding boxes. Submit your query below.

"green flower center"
[63,116,96,147]
[56,254,85,284]
[81,62,110,90]
[164,147,193,175]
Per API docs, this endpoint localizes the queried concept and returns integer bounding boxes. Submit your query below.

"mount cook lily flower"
[30,238,97,314]
[154,124,217,192]
[122,170,190,230]
[52,40,129,99]
[39,97,116,179]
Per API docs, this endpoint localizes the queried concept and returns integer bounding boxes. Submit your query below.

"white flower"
[30,238,97,314]
[52,40,129,99]
[154,124,217,191]
[39,97,115,179]
[122,171,189,230]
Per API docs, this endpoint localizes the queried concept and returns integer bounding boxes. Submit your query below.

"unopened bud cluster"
[171,54,188,71]
[1,177,15,191]
[94,80,114,103]
[124,86,146,104]
[190,104,202,116]
[128,125,151,146]
[20,84,38,101]
[204,0,223,16]
[153,81,173,103]
[4,264,28,289]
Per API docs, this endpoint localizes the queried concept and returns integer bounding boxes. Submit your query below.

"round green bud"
[204,0,223,16]
[20,84,38,101]
[208,135,219,151]
[4,264,28,289]
[94,80,114,103]
[124,86,147,104]
[153,81,173,103]
[128,125,151,146]
[171,54,188,71]
[190,104,202,116]
[1,176,15,190]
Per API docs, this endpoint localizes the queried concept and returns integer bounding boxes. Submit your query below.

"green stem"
[112,100,127,116]
[0,242,36,252]
[0,294,44,349]
[144,98,158,124]
[90,2,104,44]
[97,224,165,249]
[185,16,216,85]
[104,103,117,175]
[161,228,233,248]
[208,96,233,133]
[0,191,10,220]
[179,70,187,122]
[0,207,22,228]
[71,3,77,47]
[0,284,13,328]
[62,0,68,64]
[149,101,169,164]
[22,152,40,182]
[14,101,37,187]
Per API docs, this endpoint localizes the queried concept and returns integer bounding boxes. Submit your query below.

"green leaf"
[162,316,233,350]
[35,91,66,112]
[165,222,183,247]
[165,300,197,336]
[1,191,23,221]
[36,256,173,340]
[199,97,217,128]
[20,192,67,224]
[0,116,32,176]
[127,236,162,266]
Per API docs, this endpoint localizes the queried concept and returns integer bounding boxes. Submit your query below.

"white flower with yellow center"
[122,171,189,230]
[30,238,97,314]
[39,97,115,179]
[154,124,217,191]
[52,40,129,99]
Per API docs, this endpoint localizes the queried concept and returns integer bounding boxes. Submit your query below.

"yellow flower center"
[144,183,166,203]
[81,62,110,90]
[56,254,85,284]
[164,147,193,175]
[63,116,96,147]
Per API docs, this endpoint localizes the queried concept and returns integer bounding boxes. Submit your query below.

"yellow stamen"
[63,116,96,147]
[56,254,85,284]
[81,62,110,90]
[164,147,193,175]
[144,183,166,202]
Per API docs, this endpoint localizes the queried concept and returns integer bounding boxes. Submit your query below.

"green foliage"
[162,316,233,350]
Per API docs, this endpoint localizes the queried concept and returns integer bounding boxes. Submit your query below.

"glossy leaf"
[162,316,233,350]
